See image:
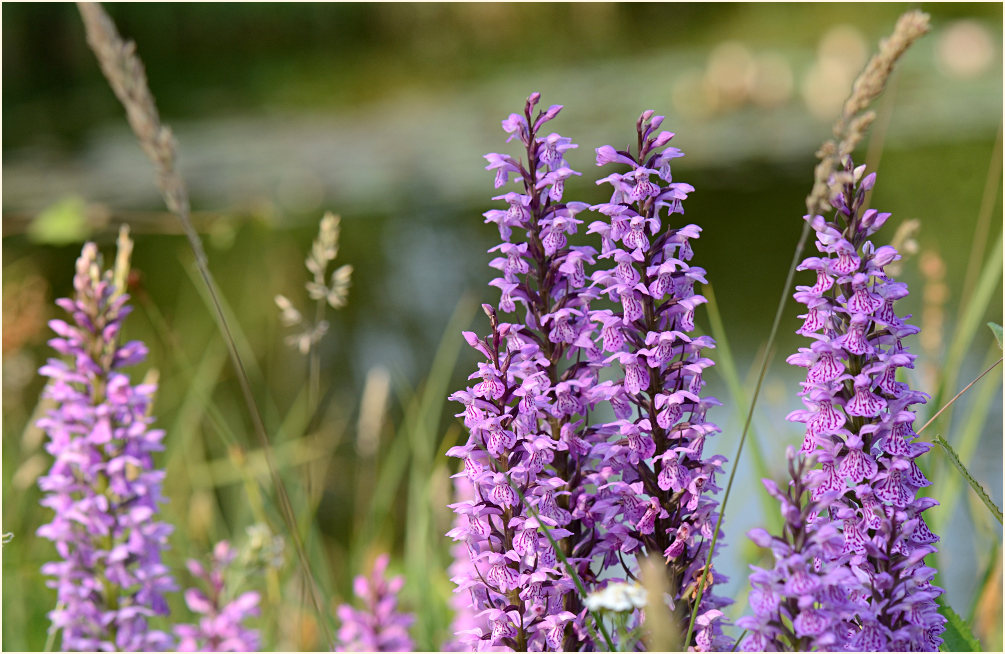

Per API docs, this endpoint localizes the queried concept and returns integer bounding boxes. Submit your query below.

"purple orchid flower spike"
[585,112,732,651]
[743,157,946,650]
[447,94,608,651]
[336,554,415,652]
[735,448,862,651]
[174,541,261,652]
[36,239,177,651]
[444,476,516,652]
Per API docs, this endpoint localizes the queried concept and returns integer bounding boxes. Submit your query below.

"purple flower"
[736,449,862,651]
[36,241,176,651]
[744,158,946,650]
[447,93,606,651]
[586,112,731,651]
[174,541,261,652]
[443,477,512,652]
[335,554,414,652]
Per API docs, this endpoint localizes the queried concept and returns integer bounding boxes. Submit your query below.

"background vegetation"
[3,3,1002,650]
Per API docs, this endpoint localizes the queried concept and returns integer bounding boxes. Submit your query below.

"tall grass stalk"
[76,3,334,646]
[934,434,1003,526]
[860,66,898,192]
[181,264,275,410]
[137,279,287,616]
[685,10,931,644]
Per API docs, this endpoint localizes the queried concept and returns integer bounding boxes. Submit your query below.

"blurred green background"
[3,2,1002,650]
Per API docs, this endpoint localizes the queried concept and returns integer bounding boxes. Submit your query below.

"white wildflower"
[583,582,648,613]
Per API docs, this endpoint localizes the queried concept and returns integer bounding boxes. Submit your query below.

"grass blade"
[933,434,1002,525]
[969,543,1002,650]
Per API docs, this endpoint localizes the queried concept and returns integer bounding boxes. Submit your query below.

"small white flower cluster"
[275,211,353,354]
[274,294,328,354]
[305,212,353,310]
[241,523,285,571]
[583,582,648,613]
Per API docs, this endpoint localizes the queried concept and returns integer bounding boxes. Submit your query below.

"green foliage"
[940,603,982,652]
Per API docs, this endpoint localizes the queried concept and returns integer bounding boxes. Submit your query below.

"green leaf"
[935,434,1003,525]
[988,322,1003,349]
[27,196,91,245]
[940,603,982,651]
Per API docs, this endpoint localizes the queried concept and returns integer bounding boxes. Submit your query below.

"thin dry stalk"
[77,3,200,259]
[76,3,334,647]
[806,10,931,215]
